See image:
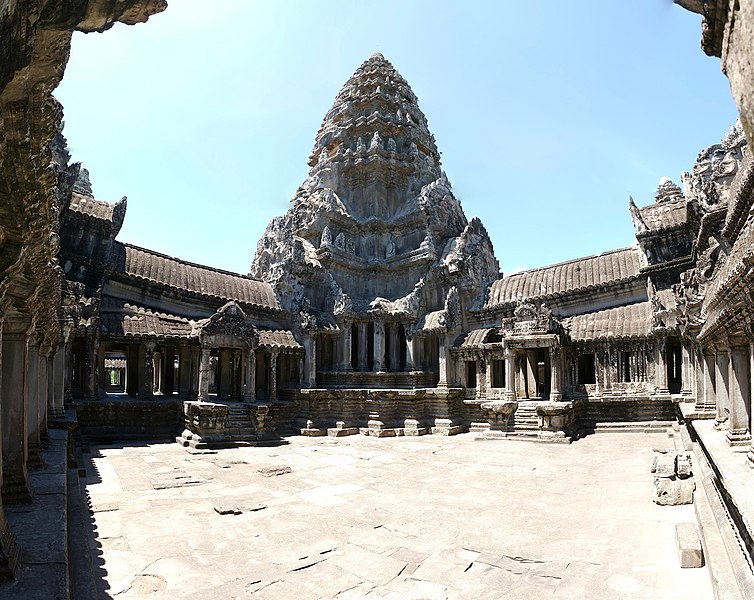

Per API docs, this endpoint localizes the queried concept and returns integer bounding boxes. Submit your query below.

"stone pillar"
[269,349,279,401]
[187,346,200,400]
[702,350,716,407]
[550,346,562,401]
[219,349,232,400]
[714,346,730,430]
[386,323,397,371]
[163,346,175,396]
[437,334,450,388]
[125,344,138,396]
[83,334,99,401]
[404,329,414,372]
[373,320,385,372]
[2,333,32,503]
[504,348,516,401]
[46,351,54,423]
[244,347,257,402]
[340,322,352,371]
[25,340,40,465]
[177,346,190,398]
[526,351,537,398]
[37,348,49,439]
[484,358,493,398]
[52,338,66,417]
[141,341,155,400]
[655,338,669,394]
[231,349,242,401]
[681,343,693,396]
[152,350,165,395]
[727,345,751,446]
[63,334,73,403]
[304,336,316,388]
[746,342,754,468]
[97,341,107,398]
[197,346,211,402]
[358,322,368,371]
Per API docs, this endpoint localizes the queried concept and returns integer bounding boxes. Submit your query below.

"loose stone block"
[675,523,703,568]
[653,476,695,505]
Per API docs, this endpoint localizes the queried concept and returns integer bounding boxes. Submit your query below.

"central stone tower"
[251,53,498,383]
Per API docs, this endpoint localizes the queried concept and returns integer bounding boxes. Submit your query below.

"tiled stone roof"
[454,328,495,348]
[100,304,193,339]
[112,243,279,310]
[563,302,652,341]
[638,200,688,231]
[258,330,302,350]
[68,192,117,221]
[485,247,643,309]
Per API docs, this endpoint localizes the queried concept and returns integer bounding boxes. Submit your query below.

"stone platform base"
[475,429,571,443]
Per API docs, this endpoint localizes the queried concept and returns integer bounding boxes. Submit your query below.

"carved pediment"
[194,301,258,343]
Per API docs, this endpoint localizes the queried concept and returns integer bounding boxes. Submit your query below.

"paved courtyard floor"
[82,432,713,599]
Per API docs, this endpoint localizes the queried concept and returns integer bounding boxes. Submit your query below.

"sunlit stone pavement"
[82,432,712,599]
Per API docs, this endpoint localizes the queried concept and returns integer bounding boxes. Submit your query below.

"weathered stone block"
[675,523,703,568]
[651,453,677,478]
[653,476,695,505]
[676,453,693,478]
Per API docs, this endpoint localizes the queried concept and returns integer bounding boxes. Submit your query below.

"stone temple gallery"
[2,1,754,598]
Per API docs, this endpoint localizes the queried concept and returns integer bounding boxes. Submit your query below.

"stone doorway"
[517,348,551,399]
[666,341,683,395]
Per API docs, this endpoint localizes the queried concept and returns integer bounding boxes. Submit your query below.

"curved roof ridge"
[502,245,639,279]
[122,242,262,281]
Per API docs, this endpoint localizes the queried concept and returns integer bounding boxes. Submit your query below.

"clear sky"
[55,0,739,277]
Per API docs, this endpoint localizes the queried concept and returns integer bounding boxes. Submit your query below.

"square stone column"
[187,346,200,401]
[0,318,21,577]
[97,340,107,399]
[83,334,99,401]
[714,346,730,430]
[140,341,155,400]
[483,358,493,398]
[126,344,139,396]
[437,334,451,388]
[37,348,49,439]
[340,322,353,371]
[243,348,256,402]
[268,349,279,401]
[389,323,401,371]
[197,346,211,402]
[549,346,562,401]
[681,343,693,396]
[358,322,368,371]
[746,342,754,468]
[46,351,54,422]
[2,333,32,504]
[526,351,537,398]
[63,336,73,404]
[52,341,66,417]
[727,345,751,446]
[655,338,669,394]
[373,320,385,372]
[700,350,716,410]
[25,340,40,465]
[231,349,242,401]
[163,346,176,396]
[504,348,516,401]
[303,336,316,388]
[404,329,414,372]
[177,346,191,398]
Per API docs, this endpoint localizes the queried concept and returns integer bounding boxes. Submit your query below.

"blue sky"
[55,0,739,277]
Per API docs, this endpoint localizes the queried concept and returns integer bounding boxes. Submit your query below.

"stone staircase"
[509,401,542,439]
[223,405,258,442]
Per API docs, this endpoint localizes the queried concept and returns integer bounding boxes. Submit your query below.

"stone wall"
[75,398,182,442]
